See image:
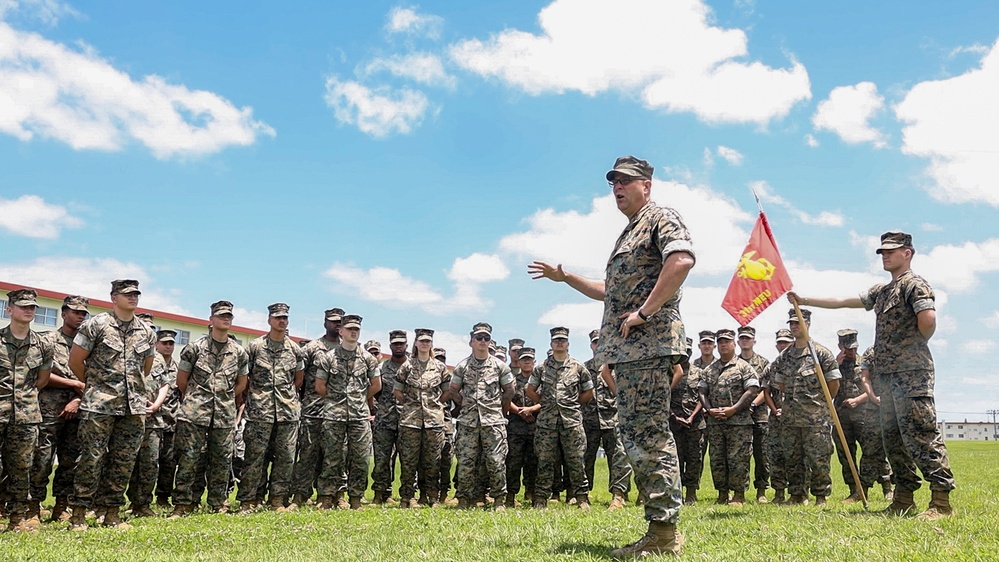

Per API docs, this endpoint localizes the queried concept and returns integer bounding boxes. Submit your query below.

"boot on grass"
[883,488,915,516]
[102,506,132,530]
[609,492,626,510]
[917,490,954,520]
[610,521,683,559]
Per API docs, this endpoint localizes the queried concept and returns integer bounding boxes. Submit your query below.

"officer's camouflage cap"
[111,279,141,295]
[432,347,447,359]
[589,329,600,342]
[415,328,434,341]
[508,338,525,351]
[876,231,914,255]
[325,308,345,321]
[837,329,859,349]
[342,314,362,329]
[365,340,381,353]
[698,330,716,342]
[136,312,155,323]
[62,295,89,312]
[6,288,37,307]
[268,303,290,317]
[550,326,570,340]
[471,322,492,336]
[787,308,812,323]
[737,326,756,338]
[211,300,234,316]
[715,328,736,340]
[606,155,654,181]
[156,329,177,342]
[775,329,794,343]
[518,346,536,359]
[389,329,408,344]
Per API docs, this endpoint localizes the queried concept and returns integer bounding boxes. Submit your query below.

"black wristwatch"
[637,309,649,321]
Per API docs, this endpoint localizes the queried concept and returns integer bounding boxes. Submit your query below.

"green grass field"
[2,441,996,561]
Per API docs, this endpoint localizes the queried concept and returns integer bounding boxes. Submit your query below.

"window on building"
[176,330,191,346]
[33,306,59,327]
[0,300,7,319]
[958,434,964,438]
[958,425,963,429]
[946,434,953,438]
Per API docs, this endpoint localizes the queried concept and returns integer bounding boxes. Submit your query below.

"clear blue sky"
[2,1,997,420]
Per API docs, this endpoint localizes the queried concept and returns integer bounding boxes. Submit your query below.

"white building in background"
[938,421,999,442]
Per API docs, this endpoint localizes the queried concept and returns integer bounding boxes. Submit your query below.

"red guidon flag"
[722,212,793,326]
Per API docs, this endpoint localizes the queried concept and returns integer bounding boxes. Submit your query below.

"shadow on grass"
[702,510,752,520]
[552,541,614,559]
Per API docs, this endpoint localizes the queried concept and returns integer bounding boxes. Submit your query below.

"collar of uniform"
[0,325,32,348]
[625,201,655,229]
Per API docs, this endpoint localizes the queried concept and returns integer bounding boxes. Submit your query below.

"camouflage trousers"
[238,420,299,502]
[173,421,231,508]
[535,420,589,499]
[454,423,507,499]
[1,422,39,514]
[371,424,398,498]
[70,413,144,508]
[398,426,444,501]
[30,416,80,501]
[584,425,632,495]
[706,424,753,492]
[126,427,162,506]
[155,429,177,502]
[783,425,833,497]
[766,416,787,490]
[291,418,325,499]
[834,405,891,490]
[669,420,704,490]
[506,431,537,497]
[615,358,682,523]
[318,419,370,499]
[876,371,955,492]
[438,420,454,497]
[752,422,770,491]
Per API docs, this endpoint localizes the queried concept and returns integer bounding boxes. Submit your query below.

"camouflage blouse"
[74,312,155,416]
[393,357,449,429]
[528,356,594,430]
[0,326,54,424]
[861,269,935,374]
[770,343,841,428]
[450,354,513,428]
[177,335,249,428]
[315,345,380,422]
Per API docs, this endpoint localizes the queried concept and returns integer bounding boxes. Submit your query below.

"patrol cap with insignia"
[62,295,89,312]
[211,300,234,316]
[837,329,859,349]
[508,338,524,351]
[787,308,812,323]
[737,326,756,338]
[471,322,492,336]
[415,328,434,341]
[716,328,736,340]
[342,314,362,329]
[550,326,570,340]
[518,346,536,360]
[365,340,381,353]
[605,155,654,181]
[111,279,141,296]
[268,303,290,318]
[325,307,345,321]
[876,231,914,255]
[432,347,447,358]
[488,340,497,353]
[495,345,507,360]
[698,330,716,343]
[775,328,794,343]
[156,329,177,343]
[589,329,600,342]
[6,288,38,307]
[136,312,155,323]
[389,329,408,344]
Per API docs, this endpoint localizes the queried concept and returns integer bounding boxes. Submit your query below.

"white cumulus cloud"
[0,22,274,158]
[363,53,456,88]
[812,81,887,148]
[0,194,82,239]
[385,6,444,38]
[915,238,999,293]
[324,75,432,137]
[449,0,810,125]
[962,340,996,354]
[0,0,78,25]
[805,134,819,148]
[752,181,844,227]
[983,311,999,329]
[895,39,999,207]
[716,146,744,166]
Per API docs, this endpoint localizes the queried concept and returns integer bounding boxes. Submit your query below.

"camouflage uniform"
[834,353,891,491]
[531,354,593,500]
[155,352,182,505]
[237,335,305,504]
[70,311,155,509]
[582,357,632,497]
[174,334,249,508]
[861,270,954,493]
[451,354,513,500]
[30,329,80,506]
[371,358,403,500]
[1,325,54,516]
[771,342,841,498]
[742,351,771,493]
[291,337,338,502]
[669,362,705,491]
[506,369,538,499]
[393,355,450,503]
[126,351,177,507]
[597,201,693,524]
[314,345,379,500]
[699,356,759,493]
[763,361,788,493]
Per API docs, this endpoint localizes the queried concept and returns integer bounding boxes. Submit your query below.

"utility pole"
[988,410,999,441]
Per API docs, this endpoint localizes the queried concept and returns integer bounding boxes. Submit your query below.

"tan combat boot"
[683,488,698,506]
[24,500,42,528]
[815,495,827,506]
[7,511,37,533]
[51,496,71,522]
[504,493,517,509]
[348,497,362,510]
[729,491,746,507]
[288,493,308,510]
[68,506,89,531]
[576,494,591,511]
[610,521,684,558]
[238,500,258,514]
[881,481,894,502]
[756,489,769,504]
[168,504,194,519]
[715,490,730,505]
[842,487,866,505]
[493,497,506,512]
[917,490,954,520]
[130,504,157,518]
[609,492,626,510]
[315,495,333,510]
[883,488,915,515]
[334,491,349,510]
[102,506,132,530]
[155,496,171,509]
[787,494,809,505]
[269,496,289,513]
[457,498,472,510]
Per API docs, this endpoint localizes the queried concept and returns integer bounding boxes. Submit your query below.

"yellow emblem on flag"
[736,251,777,281]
